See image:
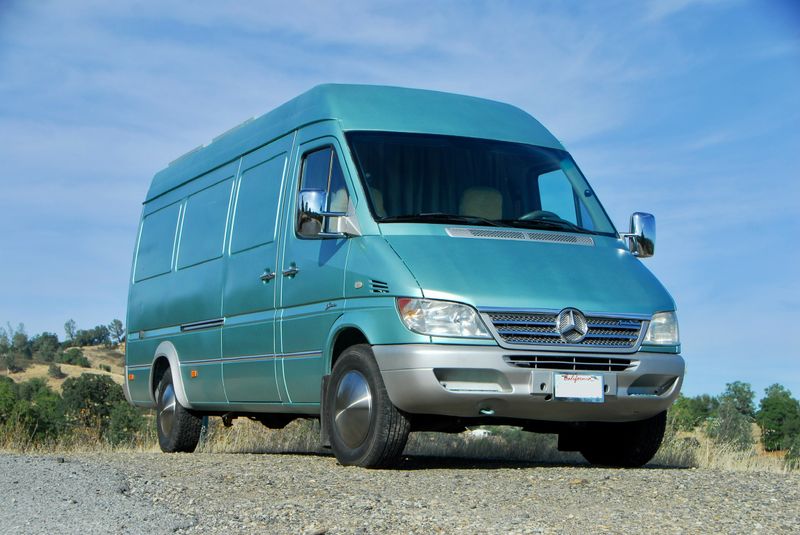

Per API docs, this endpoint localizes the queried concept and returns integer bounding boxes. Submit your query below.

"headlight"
[396,298,491,338]
[644,311,680,345]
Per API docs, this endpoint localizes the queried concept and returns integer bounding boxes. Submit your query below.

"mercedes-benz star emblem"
[556,308,588,343]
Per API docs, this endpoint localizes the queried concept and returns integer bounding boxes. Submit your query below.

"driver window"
[538,170,578,225]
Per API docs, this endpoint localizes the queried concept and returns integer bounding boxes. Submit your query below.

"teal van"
[125,84,684,468]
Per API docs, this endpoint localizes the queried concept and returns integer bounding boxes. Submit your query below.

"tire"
[579,411,667,468]
[324,344,410,468]
[156,368,203,453]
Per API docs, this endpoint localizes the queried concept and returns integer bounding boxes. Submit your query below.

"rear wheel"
[324,344,410,468]
[156,368,203,453]
[579,411,667,468]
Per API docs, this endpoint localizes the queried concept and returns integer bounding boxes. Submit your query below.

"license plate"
[554,373,604,402]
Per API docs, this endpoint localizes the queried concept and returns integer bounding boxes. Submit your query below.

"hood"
[381,225,675,316]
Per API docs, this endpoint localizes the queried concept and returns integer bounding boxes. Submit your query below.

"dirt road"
[1,452,798,534]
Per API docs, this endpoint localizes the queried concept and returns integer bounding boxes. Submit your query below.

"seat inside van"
[459,187,502,220]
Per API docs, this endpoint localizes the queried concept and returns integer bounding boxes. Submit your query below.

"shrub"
[99,364,112,373]
[107,401,147,445]
[57,347,91,368]
[48,363,66,379]
[706,399,754,451]
[2,353,27,373]
[2,378,66,440]
[785,434,800,470]
[62,374,124,430]
[0,376,17,425]
[668,394,720,431]
[720,381,756,419]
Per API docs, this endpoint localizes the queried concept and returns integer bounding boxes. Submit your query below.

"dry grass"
[2,416,795,472]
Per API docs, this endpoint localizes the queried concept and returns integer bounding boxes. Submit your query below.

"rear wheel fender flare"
[149,341,193,409]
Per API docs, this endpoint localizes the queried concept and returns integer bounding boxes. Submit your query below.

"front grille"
[485,310,645,350]
[504,354,636,372]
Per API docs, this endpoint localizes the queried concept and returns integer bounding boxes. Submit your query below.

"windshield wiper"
[379,213,505,227]
[498,218,598,235]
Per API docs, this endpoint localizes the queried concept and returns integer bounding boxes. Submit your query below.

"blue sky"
[0,0,798,398]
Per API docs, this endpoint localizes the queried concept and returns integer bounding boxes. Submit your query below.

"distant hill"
[0,345,124,392]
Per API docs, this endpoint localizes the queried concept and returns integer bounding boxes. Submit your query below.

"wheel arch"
[324,318,372,373]
[149,341,193,409]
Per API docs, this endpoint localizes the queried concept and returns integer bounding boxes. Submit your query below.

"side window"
[538,170,578,224]
[177,178,233,269]
[231,154,286,254]
[297,146,350,237]
[134,203,180,282]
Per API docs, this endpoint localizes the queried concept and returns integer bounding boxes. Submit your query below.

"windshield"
[346,132,616,236]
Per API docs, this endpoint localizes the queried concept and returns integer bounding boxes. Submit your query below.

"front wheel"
[156,368,203,453]
[324,344,410,468]
[579,411,667,468]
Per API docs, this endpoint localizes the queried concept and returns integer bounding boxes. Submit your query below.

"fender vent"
[370,280,390,293]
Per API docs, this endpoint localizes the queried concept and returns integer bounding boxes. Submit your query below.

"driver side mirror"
[623,212,655,258]
[297,189,356,238]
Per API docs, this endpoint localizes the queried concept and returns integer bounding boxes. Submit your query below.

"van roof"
[146,84,564,202]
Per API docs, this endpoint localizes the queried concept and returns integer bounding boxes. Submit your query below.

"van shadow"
[226,449,689,471]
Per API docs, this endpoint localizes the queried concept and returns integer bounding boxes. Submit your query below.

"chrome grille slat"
[504,354,636,372]
[484,310,646,351]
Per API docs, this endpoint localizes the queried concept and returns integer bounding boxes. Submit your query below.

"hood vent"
[369,280,390,293]
[446,227,594,246]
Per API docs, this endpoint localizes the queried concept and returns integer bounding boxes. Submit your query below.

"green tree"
[720,381,756,419]
[73,325,111,347]
[62,374,124,430]
[64,319,77,343]
[107,401,146,445]
[757,384,800,451]
[0,326,10,354]
[108,319,125,345]
[31,332,60,362]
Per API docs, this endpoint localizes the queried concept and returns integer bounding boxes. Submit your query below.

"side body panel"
[221,133,295,403]
[277,122,353,403]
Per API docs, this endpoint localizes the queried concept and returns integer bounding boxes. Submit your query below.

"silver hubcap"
[334,370,373,448]
[159,384,177,437]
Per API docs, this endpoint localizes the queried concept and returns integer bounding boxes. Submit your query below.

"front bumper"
[373,344,684,423]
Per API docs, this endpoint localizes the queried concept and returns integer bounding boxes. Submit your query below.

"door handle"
[259,269,276,282]
[282,265,300,278]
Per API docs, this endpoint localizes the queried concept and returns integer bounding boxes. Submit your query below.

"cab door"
[221,133,294,403]
[277,130,352,403]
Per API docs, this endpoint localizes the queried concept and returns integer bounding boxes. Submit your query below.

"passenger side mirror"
[297,189,351,238]
[623,212,655,258]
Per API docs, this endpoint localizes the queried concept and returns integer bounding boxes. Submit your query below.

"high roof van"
[125,84,684,467]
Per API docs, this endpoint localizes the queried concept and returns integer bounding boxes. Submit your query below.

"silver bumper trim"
[373,344,684,423]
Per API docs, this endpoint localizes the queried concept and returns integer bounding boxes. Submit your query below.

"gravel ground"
[1,452,799,534]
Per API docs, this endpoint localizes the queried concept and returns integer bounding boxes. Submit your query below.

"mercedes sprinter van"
[125,84,684,467]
